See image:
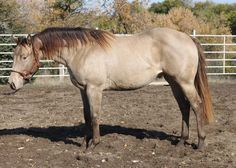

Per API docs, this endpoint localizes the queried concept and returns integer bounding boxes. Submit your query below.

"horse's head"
[8,35,42,90]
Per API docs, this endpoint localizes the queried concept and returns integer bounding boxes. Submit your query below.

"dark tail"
[191,37,214,124]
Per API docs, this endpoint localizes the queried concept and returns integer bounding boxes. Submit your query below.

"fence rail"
[0,33,236,80]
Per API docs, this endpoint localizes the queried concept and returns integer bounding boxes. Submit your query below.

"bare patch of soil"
[0,82,235,168]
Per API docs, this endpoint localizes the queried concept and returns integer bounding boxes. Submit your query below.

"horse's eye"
[23,56,27,60]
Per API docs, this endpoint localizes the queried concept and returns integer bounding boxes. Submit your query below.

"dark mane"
[32,27,114,58]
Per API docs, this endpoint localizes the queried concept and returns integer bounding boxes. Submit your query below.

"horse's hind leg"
[164,75,190,146]
[179,82,206,149]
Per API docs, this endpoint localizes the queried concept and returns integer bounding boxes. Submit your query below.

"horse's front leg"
[80,89,92,146]
[85,85,103,147]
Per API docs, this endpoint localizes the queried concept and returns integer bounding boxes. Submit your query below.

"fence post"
[193,29,196,38]
[59,64,65,81]
[223,36,226,74]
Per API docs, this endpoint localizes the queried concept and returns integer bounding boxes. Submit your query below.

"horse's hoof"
[86,138,100,149]
[176,139,185,147]
[81,135,92,148]
[197,136,205,149]
[197,140,205,150]
[93,137,100,145]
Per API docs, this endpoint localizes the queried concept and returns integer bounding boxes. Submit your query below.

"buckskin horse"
[8,27,214,149]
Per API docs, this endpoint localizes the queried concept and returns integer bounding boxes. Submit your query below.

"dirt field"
[0,82,235,168]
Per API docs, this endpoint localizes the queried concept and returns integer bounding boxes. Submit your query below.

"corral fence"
[0,32,236,84]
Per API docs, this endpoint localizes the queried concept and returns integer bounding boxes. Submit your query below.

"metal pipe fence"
[0,33,236,81]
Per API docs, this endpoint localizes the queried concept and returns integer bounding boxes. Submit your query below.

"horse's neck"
[50,45,94,66]
[50,47,80,66]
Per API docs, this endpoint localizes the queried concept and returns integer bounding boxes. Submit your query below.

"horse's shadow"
[0,124,179,147]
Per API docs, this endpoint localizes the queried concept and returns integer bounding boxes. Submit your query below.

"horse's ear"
[33,37,43,51]
[12,35,19,44]
[27,34,32,45]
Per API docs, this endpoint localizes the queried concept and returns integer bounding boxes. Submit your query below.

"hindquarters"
[154,28,213,148]
[165,35,213,125]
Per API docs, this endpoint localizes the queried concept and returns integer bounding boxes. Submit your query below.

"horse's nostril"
[10,82,16,90]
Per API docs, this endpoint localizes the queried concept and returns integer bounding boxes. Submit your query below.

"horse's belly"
[106,69,160,90]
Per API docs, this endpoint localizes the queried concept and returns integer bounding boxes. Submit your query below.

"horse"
[8,27,214,149]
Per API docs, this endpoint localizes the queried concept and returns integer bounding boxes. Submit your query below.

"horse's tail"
[191,37,214,124]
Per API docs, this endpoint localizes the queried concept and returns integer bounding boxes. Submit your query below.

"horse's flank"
[32,27,114,59]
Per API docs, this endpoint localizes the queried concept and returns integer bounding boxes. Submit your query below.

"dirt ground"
[0,81,235,168]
